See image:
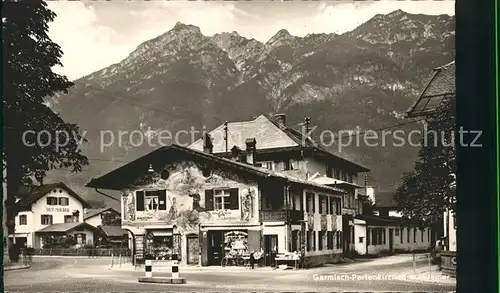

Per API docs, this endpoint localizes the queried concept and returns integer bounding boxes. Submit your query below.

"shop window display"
[146,235,174,260]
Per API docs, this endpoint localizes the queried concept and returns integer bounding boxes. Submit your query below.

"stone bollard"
[172,254,179,279]
[145,259,152,278]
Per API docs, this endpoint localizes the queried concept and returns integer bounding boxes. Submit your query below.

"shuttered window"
[204,190,214,211]
[135,190,167,211]
[136,191,145,211]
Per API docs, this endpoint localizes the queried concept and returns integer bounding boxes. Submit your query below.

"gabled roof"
[83,207,120,220]
[36,222,96,233]
[355,214,423,227]
[15,182,91,210]
[190,115,299,152]
[98,225,128,237]
[406,61,455,118]
[86,144,346,194]
[189,115,369,172]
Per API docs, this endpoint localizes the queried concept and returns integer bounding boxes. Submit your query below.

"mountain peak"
[387,9,406,17]
[266,29,295,46]
[172,21,201,34]
[274,29,292,39]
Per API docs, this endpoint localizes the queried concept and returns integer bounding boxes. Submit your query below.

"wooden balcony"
[259,210,303,224]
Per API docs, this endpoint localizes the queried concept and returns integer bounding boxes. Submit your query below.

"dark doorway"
[263,235,278,266]
[207,231,223,266]
[186,234,200,265]
[15,237,27,248]
[342,215,353,254]
[389,229,394,252]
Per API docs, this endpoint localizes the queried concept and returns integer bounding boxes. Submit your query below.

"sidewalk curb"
[4,264,31,271]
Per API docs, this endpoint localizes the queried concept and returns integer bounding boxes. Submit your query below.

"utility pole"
[224,121,228,154]
[304,117,311,134]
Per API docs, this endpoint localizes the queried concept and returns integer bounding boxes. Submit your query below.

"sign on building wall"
[135,235,144,260]
[46,207,70,213]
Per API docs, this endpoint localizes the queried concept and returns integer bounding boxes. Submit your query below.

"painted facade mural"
[307,213,314,230]
[331,215,338,231]
[320,215,327,231]
[121,161,259,234]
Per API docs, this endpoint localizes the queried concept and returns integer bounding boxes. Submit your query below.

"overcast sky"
[47,1,455,81]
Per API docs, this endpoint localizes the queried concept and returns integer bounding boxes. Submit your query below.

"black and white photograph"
[3,1,461,292]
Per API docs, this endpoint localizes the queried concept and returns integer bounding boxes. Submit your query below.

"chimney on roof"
[245,138,257,165]
[274,113,286,127]
[231,145,242,161]
[203,133,213,154]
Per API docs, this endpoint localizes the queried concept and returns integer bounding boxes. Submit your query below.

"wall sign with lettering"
[46,207,70,213]
[135,235,144,260]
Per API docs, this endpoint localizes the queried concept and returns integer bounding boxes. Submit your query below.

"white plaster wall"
[355,225,431,255]
[262,224,286,253]
[443,210,457,251]
[84,215,102,227]
[354,224,367,254]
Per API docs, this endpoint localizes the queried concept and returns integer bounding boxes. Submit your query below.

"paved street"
[4,256,456,292]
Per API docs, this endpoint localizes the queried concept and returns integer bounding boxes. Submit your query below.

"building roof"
[36,222,96,233]
[86,144,346,194]
[406,61,455,118]
[189,115,369,172]
[15,182,91,210]
[355,214,423,227]
[98,225,128,237]
[83,207,120,220]
[309,176,364,189]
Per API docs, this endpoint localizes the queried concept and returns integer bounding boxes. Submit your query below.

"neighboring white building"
[353,215,431,255]
[443,209,456,251]
[83,207,121,227]
[10,182,92,248]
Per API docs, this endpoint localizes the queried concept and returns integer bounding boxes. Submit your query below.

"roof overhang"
[86,144,275,190]
[406,61,455,118]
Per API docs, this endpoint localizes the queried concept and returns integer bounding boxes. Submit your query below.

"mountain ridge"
[46,10,455,207]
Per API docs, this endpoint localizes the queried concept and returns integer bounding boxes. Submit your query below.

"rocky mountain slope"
[46,9,455,205]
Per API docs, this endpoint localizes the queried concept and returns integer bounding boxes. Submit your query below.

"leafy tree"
[395,96,456,227]
[2,1,88,261]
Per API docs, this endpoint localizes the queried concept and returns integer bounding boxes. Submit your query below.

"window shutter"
[318,232,321,250]
[305,195,310,212]
[318,196,323,214]
[157,190,167,210]
[313,231,317,250]
[312,195,316,213]
[136,191,145,211]
[205,190,214,211]
[300,194,304,211]
[367,228,371,245]
[229,188,239,210]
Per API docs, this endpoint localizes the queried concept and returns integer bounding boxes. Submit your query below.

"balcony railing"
[259,210,303,224]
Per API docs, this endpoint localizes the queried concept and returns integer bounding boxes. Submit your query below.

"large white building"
[10,182,93,249]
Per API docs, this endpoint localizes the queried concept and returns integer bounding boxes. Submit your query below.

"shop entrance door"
[186,235,200,265]
[264,235,278,267]
[207,231,223,266]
